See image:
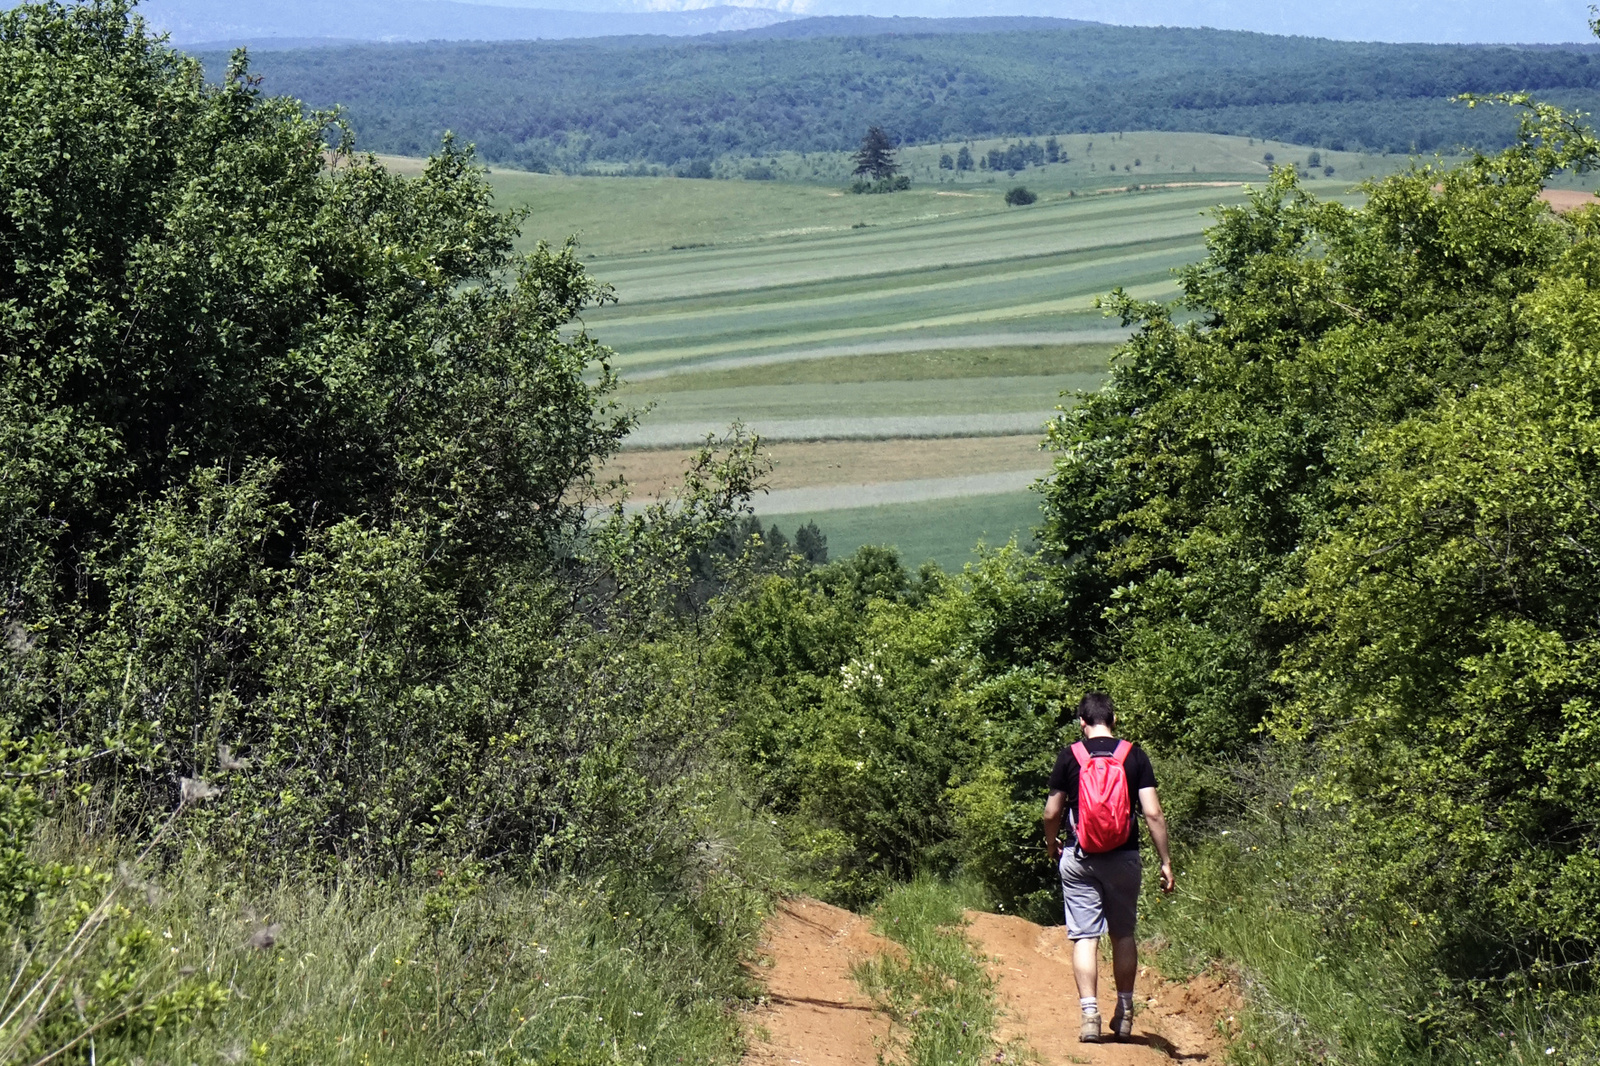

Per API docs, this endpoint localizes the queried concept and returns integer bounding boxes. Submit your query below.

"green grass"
[852,877,1018,1066]
[764,491,1044,572]
[626,342,1118,392]
[471,141,1365,559]
[639,375,1090,423]
[26,791,789,1066]
[577,187,1250,374]
[568,131,1419,198]
[1141,758,1600,1066]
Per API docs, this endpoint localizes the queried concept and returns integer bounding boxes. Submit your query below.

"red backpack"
[1070,740,1134,853]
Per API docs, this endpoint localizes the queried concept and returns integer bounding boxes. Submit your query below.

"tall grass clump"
[852,877,1018,1066]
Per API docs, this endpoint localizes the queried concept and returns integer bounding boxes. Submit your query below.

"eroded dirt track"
[742,898,898,1066]
[742,898,1239,1065]
[966,910,1239,1065]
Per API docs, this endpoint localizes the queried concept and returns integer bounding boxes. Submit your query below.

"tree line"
[210,25,1600,171]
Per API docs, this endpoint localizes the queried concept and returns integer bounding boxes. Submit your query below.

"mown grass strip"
[851,877,1027,1066]
[624,344,1117,392]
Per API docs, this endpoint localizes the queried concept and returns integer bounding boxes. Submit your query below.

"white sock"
[1080,996,1099,1016]
[1117,991,1134,1015]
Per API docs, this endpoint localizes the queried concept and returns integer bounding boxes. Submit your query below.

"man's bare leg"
[1073,936,1099,999]
[1111,934,1137,993]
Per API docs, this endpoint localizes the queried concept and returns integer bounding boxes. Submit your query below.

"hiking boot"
[1109,1006,1133,1040]
[1079,1012,1102,1043]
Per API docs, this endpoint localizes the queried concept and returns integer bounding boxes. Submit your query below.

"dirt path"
[743,898,1238,1066]
[742,898,898,1066]
[965,910,1238,1065]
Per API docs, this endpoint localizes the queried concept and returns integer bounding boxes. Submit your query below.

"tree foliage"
[0,0,761,877]
[218,27,1600,171]
[1035,95,1600,1002]
[851,125,899,180]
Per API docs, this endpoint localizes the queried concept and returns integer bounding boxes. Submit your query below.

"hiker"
[1043,691,1174,1043]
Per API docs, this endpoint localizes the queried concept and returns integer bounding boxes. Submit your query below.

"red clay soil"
[742,898,1241,1066]
[741,898,900,1066]
[966,910,1241,1065]
[1540,189,1598,213]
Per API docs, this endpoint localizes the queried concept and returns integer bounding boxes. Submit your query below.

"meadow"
[453,133,1395,564]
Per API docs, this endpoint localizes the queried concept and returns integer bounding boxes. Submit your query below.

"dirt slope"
[742,898,899,1065]
[966,910,1239,1065]
[742,898,1239,1066]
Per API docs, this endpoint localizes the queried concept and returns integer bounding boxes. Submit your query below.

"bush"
[0,0,768,876]
[681,158,714,178]
[742,164,775,180]
[713,545,1075,917]
[1004,185,1037,206]
[1035,97,1600,1032]
[849,175,911,194]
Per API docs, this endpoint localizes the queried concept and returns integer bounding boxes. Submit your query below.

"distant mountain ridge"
[720,15,1097,40]
[216,23,1600,170]
[139,0,793,46]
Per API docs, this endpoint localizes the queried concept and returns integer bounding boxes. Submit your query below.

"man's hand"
[1158,860,1175,893]
[1047,837,1062,862]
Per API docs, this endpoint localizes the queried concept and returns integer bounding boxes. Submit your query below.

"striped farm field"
[464,136,1384,563]
[574,185,1247,375]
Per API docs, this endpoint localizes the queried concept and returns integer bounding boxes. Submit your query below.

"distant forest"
[215,24,1600,171]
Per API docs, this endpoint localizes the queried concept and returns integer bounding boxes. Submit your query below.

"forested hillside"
[216,24,1600,171]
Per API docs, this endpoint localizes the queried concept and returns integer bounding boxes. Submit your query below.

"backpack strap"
[1110,739,1133,765]
[1070,741,1090,768]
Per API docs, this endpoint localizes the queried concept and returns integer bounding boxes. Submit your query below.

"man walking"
[1043,692,1174,1042]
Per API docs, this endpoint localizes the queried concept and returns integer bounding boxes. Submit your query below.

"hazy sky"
[483,0,1598,44]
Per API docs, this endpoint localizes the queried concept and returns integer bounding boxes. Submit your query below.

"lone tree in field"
[853,126,899,181]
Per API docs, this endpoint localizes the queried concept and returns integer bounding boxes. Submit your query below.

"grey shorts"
[1059,848,1142,940]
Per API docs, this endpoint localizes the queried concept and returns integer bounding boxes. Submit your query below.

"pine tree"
[794,522,828,565]
[852,126,899,181]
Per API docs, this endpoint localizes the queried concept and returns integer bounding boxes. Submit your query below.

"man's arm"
[1138,787,1175,892]
[1043,790,1066,861]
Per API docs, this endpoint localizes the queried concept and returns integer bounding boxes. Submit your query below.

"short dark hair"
[1077,691,1116,727]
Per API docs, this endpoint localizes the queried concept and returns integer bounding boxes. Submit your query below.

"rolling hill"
[212,22,1600,170]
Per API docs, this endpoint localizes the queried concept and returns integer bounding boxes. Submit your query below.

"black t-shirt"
[1046,737,1157,853]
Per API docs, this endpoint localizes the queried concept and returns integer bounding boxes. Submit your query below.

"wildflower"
[245,922,282,950]
[218,744,251,771]
[180,776,221,807]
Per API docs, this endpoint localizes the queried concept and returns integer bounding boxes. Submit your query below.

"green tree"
[852,125,899,181]
[795,521,828,564]
[956,145,974,171]
[0,0,763,873]
[1036,94,1600,996]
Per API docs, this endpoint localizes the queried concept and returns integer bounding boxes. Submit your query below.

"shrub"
[0,0,766,877]
[849,175,912,194]
[713,546,1075,917]
[1004,186,1037,206]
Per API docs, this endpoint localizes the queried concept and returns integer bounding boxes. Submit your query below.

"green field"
[457,134,1390,561]
[759,490,1046,572]
[567,185,1266,376]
